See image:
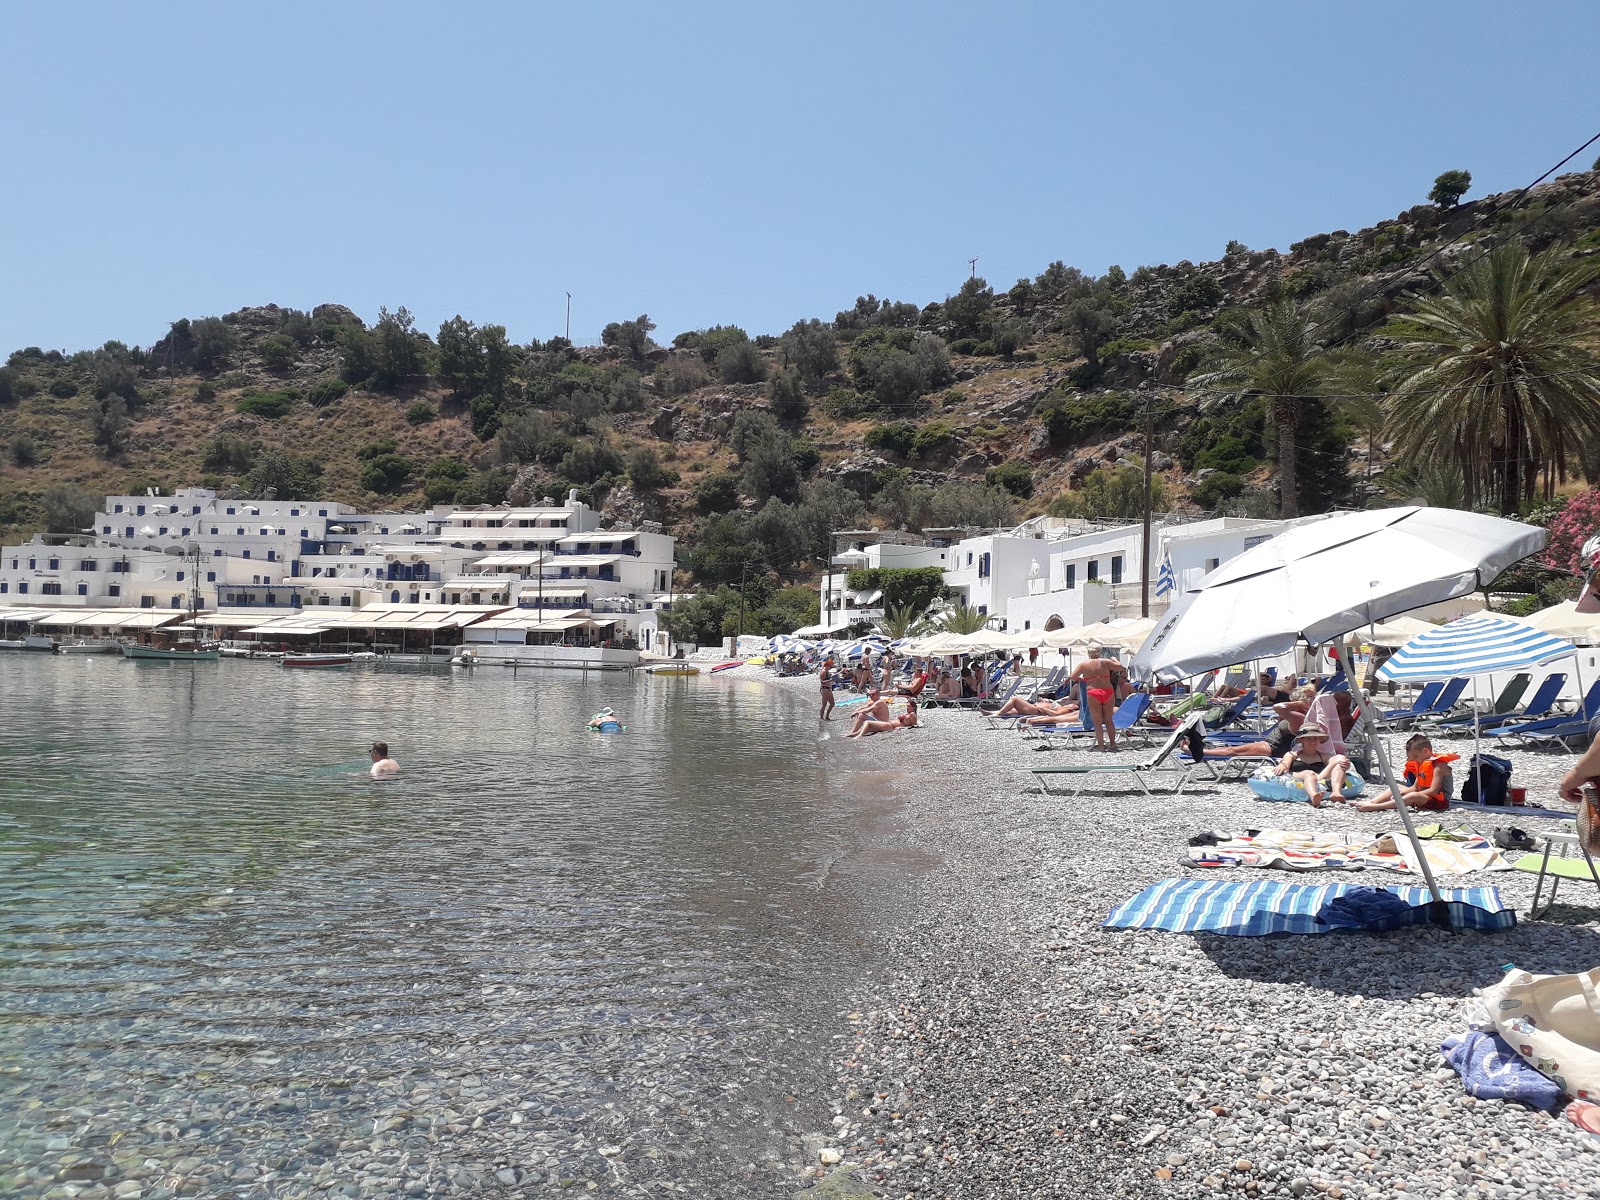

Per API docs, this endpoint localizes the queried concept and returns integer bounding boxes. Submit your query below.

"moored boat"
[60,641,120,655]
[281,653,353,668]
[0,635,59,652]
[122,645,221,662]
[645,663,700,675]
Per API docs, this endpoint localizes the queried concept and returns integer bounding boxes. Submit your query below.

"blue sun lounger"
[1483,679,1600,746]
[1433,672,1554,732]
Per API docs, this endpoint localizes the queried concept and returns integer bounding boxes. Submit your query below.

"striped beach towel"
[1104,877,1514,936]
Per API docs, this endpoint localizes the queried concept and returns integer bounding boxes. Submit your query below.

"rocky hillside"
[2,170,1598,574]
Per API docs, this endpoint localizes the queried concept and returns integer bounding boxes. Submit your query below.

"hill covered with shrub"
[3,168,1598,597]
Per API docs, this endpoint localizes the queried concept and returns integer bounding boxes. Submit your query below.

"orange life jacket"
[1404,753,1460,791]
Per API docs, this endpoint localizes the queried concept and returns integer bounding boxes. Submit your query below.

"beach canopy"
[1131,507,1544,683]
[1519,600,1600,643]
[1128,505,1545,913]
[1365,615,1438,648]
[1376,612,1576,681]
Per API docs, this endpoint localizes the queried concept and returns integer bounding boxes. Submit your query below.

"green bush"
[307,377,348,408]
[405,400,436,426]
[1098,337,1152,360]
[819,386,877,419]
[694,471,741,515]
[715,340,768,385]
[986,460,1034,499]
[12,376,40,399]
[627,448,678,491]
[910,421,956,459]
[654,354,712,396]
[48,378,79,399]
[0,367,14,405]
[1168,273,1222,317]
[1165,341,1206,382]
[1190,471,1247,509]
[201,434,257,473]
[10,433,37,466]
[1036,390,1133,447]
[360,453,413,494]
[843,567,945,615]
[235,391,296,419]
[949,338,980,355]
[864,421,917,456]
[1194,432,1259,475]
[258,334,297,372]
[357,439,397,460]
[791,438,820,475]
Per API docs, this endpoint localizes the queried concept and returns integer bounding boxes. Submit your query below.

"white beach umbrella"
[1365,615,1438,648]
[1130,506,1546,910]
[1521,600,1600,643]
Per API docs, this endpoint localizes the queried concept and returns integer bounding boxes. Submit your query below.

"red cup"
[1510,786,1527,806]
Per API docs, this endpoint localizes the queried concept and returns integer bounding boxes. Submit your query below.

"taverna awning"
[33,609,188,629]
[0,607,62,623]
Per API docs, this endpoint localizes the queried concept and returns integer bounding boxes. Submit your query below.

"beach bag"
[1482,967,1600,1100]
[1459,753,1512,806]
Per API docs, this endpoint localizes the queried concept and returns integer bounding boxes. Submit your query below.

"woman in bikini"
[818,657,836,722]
[847,698,919,738]
[1069,645,1124,751]
[1273,722,1341,806]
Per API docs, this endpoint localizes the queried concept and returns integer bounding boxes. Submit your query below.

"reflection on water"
[0,659,879,1197]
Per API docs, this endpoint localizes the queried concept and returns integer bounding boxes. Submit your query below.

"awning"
[194,611,281,628]
[547,554,623,568]
[33,609,187,629]
[469,552,548,568]
[242,622,335,636]
[522,585,594,598]
[0,607,58,623]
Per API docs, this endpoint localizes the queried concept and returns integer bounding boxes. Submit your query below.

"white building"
[819,535,948,627]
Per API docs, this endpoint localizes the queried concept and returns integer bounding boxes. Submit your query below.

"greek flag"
[1376,612,1575,681]
[1155,555,1176,599]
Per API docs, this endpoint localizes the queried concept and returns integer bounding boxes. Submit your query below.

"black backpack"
[1458,753,1513,806]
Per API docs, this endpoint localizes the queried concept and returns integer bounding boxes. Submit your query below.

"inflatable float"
[709,660,742,673]
[587,708,626,733]
[1248,772,1365,803]
[645,664,700,675]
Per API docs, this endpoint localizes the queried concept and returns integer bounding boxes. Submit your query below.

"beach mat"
[1511,854,1600,882]
[1446,801,1574,821]
[1104,877,1515,936]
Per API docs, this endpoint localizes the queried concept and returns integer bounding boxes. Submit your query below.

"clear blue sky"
[4,1,1597,354]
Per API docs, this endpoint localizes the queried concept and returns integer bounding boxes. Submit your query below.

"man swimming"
[369,741,399,778]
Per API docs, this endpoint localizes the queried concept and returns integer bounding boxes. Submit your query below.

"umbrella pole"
[1344,633,1445,909]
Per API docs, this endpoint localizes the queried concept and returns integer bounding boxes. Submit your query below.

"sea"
[0,655,903,1197]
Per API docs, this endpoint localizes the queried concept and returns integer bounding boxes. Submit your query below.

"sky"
[3,1,1598,354]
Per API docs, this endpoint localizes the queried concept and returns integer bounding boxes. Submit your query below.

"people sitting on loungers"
[995,693,1076,720]
[1202,719,1298,760]
[847,698,919,738]
[895,668,928,697]
[934,671,962,702]
[851,661,872,691]
[1353,733,1455,812]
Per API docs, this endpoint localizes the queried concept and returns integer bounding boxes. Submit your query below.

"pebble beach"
[776,668,1600,1200]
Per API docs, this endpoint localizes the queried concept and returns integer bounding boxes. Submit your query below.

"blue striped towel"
[1104,877,1514,936]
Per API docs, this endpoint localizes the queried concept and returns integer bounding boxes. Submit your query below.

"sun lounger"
[1206,690,1262,733]
[1380,681,1444,724]
[1484,679,1600,746]
[1387,676,1469,728]
[1435,672,1557,732]
[1042,692,1155,747]
[1028,713,1202,796]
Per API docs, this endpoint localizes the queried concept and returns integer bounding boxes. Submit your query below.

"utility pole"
[737,562,748,643]
[1141,390,1153,619]
[968,257,979,279]
[565,292,572,341]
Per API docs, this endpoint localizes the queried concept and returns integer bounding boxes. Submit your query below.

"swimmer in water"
[369,741,399,778]
[586,706,617,730]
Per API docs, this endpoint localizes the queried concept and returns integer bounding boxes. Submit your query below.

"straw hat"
[1295,723,1329,742]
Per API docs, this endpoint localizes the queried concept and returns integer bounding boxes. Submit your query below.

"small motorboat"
[282,653,354,669]
[60,641,119,655]
[0,635,59,652]
[123,645,220,662]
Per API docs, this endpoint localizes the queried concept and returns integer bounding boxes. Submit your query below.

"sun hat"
[1295,723,1329,742]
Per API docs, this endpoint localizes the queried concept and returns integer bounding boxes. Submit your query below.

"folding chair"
[1030,714,1205,797]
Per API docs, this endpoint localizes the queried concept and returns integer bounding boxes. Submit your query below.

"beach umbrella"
[1365,615,1438,648]
[1131,506,1546,910]
[1521,600,1600,643]
[1378,611,1578,799]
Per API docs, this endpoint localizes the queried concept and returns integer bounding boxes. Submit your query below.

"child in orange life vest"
[1353,733,1458,812]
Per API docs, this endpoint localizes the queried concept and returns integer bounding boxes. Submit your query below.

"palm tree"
[1186,299,1336,518]
[1326,349,1389,485]
[1382,241,1600,514]
[939,600,989,635]
[877,600,933,639]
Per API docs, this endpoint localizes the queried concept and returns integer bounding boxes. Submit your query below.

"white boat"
[644,663,700,676]
[60,641,120,655]
[122,644,220,662]
[0,635,59,652]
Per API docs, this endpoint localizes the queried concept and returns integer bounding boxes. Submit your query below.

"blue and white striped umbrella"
[1377,612,1575,681]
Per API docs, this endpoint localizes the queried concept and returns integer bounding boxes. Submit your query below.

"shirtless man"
[847,698,919,738]
[1069,646,1124,751]
[845,688,891,736]
[994,693,1077,720]
[369,741,399,778]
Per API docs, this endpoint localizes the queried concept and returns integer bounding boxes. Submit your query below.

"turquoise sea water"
[0,656,885,1197]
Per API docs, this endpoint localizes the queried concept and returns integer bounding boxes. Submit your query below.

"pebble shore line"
[774,669,1600,1200]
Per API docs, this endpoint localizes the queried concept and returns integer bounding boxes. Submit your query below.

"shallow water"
[0,657,887,1198]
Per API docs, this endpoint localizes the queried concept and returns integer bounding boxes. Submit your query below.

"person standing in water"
[819,657,836,722]
[369,742,399,778]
